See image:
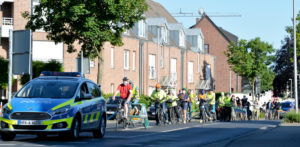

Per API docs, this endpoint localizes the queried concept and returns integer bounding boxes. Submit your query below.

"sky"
[153,0,300,50]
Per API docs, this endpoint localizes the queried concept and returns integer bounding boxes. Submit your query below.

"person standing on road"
[112,77,133,120]
[207,90,216,120]
[188,89,196,121]
[166,88,181,124]
[224,92,232,122]
[151,84,169,125]
[181,88,190,124]
[254,99,260,120]
[218,92,225,121]
[199,90,210,123]
[129,80,139,103]
[273,99,281,120]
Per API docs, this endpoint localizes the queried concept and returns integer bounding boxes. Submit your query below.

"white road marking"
[0,144,16,146]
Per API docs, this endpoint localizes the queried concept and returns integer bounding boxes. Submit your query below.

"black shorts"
[121,99,129,106]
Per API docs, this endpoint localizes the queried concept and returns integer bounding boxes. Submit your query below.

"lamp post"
[289,79,292,97]
[293,0,298,113]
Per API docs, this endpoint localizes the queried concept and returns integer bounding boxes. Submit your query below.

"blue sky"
[153,0,300,50]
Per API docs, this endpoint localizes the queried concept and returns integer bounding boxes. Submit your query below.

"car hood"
[10,98,71,112]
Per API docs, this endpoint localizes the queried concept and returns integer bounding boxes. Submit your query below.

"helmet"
[123,77,128,81]
[155,84,161,88]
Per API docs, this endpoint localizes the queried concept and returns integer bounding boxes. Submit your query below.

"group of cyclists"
[111,77,280,127]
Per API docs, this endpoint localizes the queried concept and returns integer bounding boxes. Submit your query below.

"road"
[0,120,292,147]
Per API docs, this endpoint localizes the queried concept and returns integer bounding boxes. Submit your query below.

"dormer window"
[138,20,146,37]
[198,36,203,51]
[179,30,185,47]
[161,26,168,43]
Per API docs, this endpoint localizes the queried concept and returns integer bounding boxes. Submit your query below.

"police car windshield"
[15,81,79,99]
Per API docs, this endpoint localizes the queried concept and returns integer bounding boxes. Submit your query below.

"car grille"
[10,112,51,120]
[13,125,47,130]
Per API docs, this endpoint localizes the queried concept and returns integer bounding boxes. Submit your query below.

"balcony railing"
[149,66,156,80]
[3,17,13,25]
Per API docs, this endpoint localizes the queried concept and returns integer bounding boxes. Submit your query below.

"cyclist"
[224,92,232,122]
[273,99,281,120]
[166,87,181,124]
[151,84,169,125]
[180,88,190,124]
[188,89,196,122]
[218,92,225,121]
[199,90,210,123]
[112,77,133,120]
[266,99,273,120]
[207,90,216,120]
[129,80,139,103]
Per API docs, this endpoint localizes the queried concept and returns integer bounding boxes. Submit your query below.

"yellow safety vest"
[224,96,232,107]
[132,85,137,98]
[208,93,215,105]
[166,95,179,107]
[151,90,166,103]
[189,92,197,104]
[218,96,225,107]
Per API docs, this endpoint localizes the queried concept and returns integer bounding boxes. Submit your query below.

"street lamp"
[293,0,298,113]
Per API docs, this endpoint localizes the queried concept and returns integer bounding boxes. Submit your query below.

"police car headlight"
[52,105,71,116]
[2,105,11,115]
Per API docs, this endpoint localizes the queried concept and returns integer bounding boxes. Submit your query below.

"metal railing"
[3,17,13,25]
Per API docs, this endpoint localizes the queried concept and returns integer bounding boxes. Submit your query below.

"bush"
[21,60,63,85]
[259,112,265,119]
[102,93,114,100]
[139,94,152,108]
[0,57,8,89]
[284,112,300,123]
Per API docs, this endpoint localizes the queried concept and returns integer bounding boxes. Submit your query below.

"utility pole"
[8,30,13,102]
[293,0,298,113]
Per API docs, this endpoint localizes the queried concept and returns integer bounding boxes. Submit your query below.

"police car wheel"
[93,115,106,138]
[1,132,16,141]
[70,117,80,139]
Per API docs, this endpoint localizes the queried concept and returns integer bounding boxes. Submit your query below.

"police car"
[0,71,107,141]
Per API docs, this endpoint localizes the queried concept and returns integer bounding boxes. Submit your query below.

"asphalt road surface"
[0,120,286,147]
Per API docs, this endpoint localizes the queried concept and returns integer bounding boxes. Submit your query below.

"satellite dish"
[198,8,204,16]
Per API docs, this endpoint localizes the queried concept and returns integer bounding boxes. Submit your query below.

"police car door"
[86,82,103,129]
[79,82,94,130]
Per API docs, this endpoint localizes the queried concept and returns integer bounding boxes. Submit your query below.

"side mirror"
[82,93,92,100]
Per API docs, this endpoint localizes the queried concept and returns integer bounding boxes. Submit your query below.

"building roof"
[168,23,184,31]
[184,28,203,37]
[147,17,167,26]
[145,0,178,23]
[190,13,238,43]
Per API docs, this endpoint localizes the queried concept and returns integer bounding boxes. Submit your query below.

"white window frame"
[179,30,185,47]
[171,58,177,80]
[161,26,168,43]
[110,47,114,68]
[197,54,200,73]
[198,36,203,51]
[90,59,95,68]
[188,61,194,83]
[160,47,164,68]
[149,54,156,80]
[124,50,130,70]
[132,51,136,70]
[138,20,146,37]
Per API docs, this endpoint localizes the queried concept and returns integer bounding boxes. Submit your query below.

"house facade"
[191,14,242,93]
[0,0,216,98]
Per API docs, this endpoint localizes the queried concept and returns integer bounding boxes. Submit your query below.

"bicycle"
[155,102,167,125]
[199,104,209,123]
[115,103,129,129]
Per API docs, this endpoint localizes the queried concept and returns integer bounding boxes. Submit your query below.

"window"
[161,26,168,43]
[204,44,209,54]
[87,82,101,98]
[124,50,130,70]
[111,83,114,94]
[149,54,156,79]
[148,87,155,96]
[90,59,95,68]
[138,20,146,37]
[160,47,164,68]
[179,30,185,47]
[132,51,136,70]
[171,58,177,80]
[198,36,203,51]
[188,62,194,83]
[110,47,114,68]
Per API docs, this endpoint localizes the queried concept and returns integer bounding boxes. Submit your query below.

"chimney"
[196,18,200,23]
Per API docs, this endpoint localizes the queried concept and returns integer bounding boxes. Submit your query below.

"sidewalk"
[205,123,300,147]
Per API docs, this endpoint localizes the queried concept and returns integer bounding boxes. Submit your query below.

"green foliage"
[102,92,114,100]
[284,112,300,123]
[0,57,8,89]
[21,60,63,85]
[261,68,275,92]
[23,0,148,84]
[225,38,275,101]
[259,112,265,119]
[139,94,152,108]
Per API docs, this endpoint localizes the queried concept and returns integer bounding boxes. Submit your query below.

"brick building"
[0,0,216,98]
[191,14,242,93]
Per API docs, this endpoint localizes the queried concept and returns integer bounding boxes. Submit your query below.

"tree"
[261,67,275,92]
[225,37,274,102]
[21,60,63,85]
[23,0,148,84]
[0,57,9,89]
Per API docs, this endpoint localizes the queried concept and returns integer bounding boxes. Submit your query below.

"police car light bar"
[40,71,83,77]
